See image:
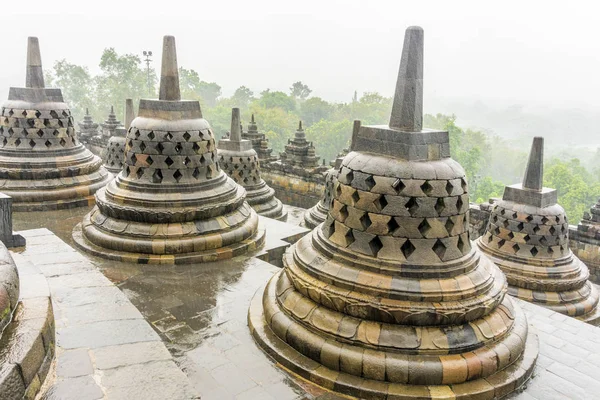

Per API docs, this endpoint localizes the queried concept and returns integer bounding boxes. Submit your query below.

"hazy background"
[2,0,599,127]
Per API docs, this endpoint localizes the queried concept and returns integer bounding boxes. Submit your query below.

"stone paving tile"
[11,222,600,400]
[42,375,104,400]
[14,228,199,399]
[92,341,172,370]
[56,348,93,378]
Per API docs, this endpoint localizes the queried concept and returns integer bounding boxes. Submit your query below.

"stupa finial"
[230,108,242,142]
[85,108,90,115]
[389,26,423,132]
[124,99,135,130]
[110,105,114,114]
[251,113,255,123]
[26,37,44,88]
[522,136,544,191]
[159,35,181,101]
[298,121,303,130]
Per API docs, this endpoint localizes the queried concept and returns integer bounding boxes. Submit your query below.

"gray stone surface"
[389,26,423,131]
[12,228,199,399]
[25,37,44,89]
[523,136,544,191]
[159,36,181,101]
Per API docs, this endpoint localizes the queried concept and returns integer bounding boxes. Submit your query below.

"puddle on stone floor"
[13,206,348,399]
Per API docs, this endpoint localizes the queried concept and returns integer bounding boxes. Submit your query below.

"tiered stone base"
[72,202,266,264]
[303,202,327,229]
[246,183,287,221]
[0,297,55,399]
[478,242,600,325]
[249,272,538,400]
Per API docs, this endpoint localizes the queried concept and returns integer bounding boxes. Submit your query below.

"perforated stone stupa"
[73,36,264,264]
[218,108,286,221]
[477,137,600,323]
[249,26,537,399]
[242,114,276,161]
[103,99,134,174]
[0,37,111,211]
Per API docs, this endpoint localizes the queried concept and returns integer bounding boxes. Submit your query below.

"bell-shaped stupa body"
[249,26,537,399]
[477,137,600,323]
[242,114,276,162]
[0,37,111,211]
[73,36,265,264]
[218,108,286,221]
[103,99,134,175]
[303,125,355,229]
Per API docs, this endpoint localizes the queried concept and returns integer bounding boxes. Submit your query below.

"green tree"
[290,81,312,100]
[95,48,155,122]
[45,60,94,122]
[231,86,254,108]
[256,90,296,113]
[179,67,221,108]
[545,158,600,223]
[305,119,353,163]
[300,97,333,126]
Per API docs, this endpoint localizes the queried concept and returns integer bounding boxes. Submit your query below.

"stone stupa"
[0,37,111,211]
[103,99,134,174]
[477,137,600,323]
[218,108,287,221]
[101,105,121,139]
[279,121,320,168]
[249,26,537,399]
[77,107,99,143]
[303,123,355,229]
[73,36,265,264]
[242,114,276,162]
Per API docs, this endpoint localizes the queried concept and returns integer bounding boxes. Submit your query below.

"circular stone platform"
[0,37,111,211]
[249,26,537,399]
[73,36,264,264]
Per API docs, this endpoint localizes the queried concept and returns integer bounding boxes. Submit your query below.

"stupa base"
[249,271,539,400]
[251,199,287,221]
[302,203,327,229]
[72,222,266,265]
[1,172,112,211]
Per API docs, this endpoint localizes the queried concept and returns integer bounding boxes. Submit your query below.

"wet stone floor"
[11,205,600,400]
[14,206,345,400]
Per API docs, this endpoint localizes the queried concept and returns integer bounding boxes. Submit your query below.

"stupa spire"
[124,99,134,130]
[251,113,255,123]
[26,37,45,89]
[350,119,361,150]
[389,26,423,132]
[230,108,242,142]
[159,35,181,101]
[522,136,544,191]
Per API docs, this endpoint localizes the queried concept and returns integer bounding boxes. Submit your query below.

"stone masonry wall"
[260,170,325,209]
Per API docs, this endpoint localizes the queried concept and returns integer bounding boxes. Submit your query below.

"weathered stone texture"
[0,37,111,211]
[477,137,600,324]
[73,36,264,264]
[218,108,286,221]
[249,26,537,399]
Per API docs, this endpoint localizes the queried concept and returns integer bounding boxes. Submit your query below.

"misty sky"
[2,0,599,112]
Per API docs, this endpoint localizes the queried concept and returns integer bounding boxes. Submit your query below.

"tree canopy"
[46,47,600,223]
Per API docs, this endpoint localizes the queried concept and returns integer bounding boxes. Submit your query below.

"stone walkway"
[9,225,600,399]
[11,228,199,400]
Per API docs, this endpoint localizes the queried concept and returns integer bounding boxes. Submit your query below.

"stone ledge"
[0,294,54,399]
